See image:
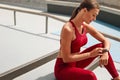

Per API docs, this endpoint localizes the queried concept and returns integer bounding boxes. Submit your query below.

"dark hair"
[70,0,100,20]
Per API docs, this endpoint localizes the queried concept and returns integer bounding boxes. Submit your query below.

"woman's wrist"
[86,53,91,58]
[102,48,109,53]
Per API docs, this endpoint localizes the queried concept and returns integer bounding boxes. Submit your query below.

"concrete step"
[14,59,120,80]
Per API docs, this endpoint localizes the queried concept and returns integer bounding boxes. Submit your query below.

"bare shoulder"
[62,22,74,34]
[60,22,74,39]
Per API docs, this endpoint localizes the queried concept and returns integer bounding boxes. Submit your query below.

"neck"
[71,12,84,28]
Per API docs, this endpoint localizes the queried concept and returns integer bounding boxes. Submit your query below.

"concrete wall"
[47,0,120,27]
[98,0,120,9]
[57,0,120,9]
[0,0,120,10]
[0,0,47,11]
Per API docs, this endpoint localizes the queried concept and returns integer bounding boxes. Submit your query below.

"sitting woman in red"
[54,0,120,80]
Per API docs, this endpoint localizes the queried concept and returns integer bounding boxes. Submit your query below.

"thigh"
[58,67,97,80]
[76,43,103,68]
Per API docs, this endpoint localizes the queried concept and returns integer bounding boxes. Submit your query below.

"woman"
[54,0,120,80]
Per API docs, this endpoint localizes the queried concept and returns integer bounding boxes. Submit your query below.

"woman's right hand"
[89,48,103,57]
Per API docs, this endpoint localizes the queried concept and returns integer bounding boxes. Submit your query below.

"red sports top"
[70,21,88,53]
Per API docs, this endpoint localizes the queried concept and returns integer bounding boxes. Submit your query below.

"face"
[83,8,100,24]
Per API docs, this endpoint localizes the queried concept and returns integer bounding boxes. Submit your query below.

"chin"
[88,21,92,24]
[84,21,91,24]
[86,21,90,24]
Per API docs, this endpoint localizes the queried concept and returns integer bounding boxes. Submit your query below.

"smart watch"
[102,49,109,53]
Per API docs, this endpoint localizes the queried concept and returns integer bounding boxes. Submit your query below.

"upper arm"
[84,22,106,42]
[60,24,73,61]
[83,22,110,50]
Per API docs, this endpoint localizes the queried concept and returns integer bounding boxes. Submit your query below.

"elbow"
[105,38,111,45]
[63,60,69,63]
[62,58,70,63]
[102,38,110,43]
[102,38,111,47]
[62,56,73,63]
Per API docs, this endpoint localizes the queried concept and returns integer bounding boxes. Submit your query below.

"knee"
[95,43,104,48]
[86,71,97,80]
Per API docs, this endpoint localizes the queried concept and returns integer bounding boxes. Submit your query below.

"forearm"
[71,52,91,61]
[103,38,111,51]
[63,52,91,63]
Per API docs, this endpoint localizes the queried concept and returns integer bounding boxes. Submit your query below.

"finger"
[102,60,106,65]
[99,61,103,68]
[101,59,108,66]
[97,47,103,49]
[104,60,108,65]
[102,58,108,65]
[99,59,106,66]
[98,53,103,56]
[98,48,103,53]
[99,60,103,67]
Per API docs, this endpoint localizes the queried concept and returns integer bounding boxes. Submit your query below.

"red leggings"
[54,43,119,80]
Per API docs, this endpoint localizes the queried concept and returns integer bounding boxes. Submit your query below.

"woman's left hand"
[99,52,109,67]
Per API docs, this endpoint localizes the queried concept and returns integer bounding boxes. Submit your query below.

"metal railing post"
[45,16,48,34]
[14,10,16,26]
